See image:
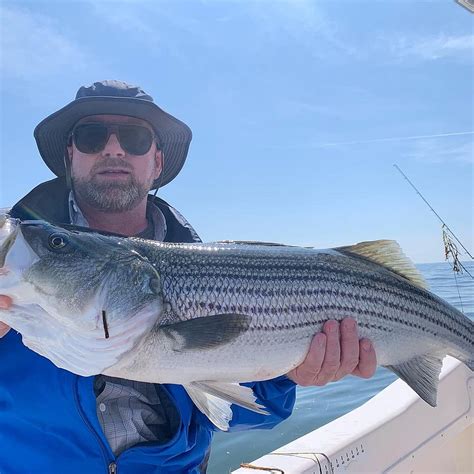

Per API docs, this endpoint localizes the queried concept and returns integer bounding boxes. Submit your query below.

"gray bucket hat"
[34,80,192,188]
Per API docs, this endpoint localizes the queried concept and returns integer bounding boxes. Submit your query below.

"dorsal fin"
[337,240,428,290]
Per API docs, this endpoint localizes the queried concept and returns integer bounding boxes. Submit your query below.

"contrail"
[316,131,474,147]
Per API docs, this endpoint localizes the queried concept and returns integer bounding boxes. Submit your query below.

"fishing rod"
[393,164,473,280]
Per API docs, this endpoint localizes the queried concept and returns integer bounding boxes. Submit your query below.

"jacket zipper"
[72,377,116,473]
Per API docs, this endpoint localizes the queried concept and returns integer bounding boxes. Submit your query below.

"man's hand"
[0,295,12,337]
[287,318,376,386]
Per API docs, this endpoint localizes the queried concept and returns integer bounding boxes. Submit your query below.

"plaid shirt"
[93,376,178,455]
[69,193,171,455]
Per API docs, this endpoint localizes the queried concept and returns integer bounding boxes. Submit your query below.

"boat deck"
[234,357,473,473]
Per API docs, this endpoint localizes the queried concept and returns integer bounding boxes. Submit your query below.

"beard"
[72,158,156,213]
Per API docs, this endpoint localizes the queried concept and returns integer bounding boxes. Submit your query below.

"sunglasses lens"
[119,125,154,155]
[72,123,155,155]
[73,124,108,154]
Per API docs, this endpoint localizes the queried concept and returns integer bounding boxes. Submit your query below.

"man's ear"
[64,147,74,190]
[154,150,164,179]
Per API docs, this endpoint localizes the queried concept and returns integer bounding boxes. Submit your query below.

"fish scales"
[136,244,472,358]
[1,218,473,430]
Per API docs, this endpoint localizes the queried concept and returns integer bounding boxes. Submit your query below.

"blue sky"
[0,0,472,263]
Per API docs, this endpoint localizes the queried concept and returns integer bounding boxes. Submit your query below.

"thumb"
[0,295,13,309]
[0,322,10,338]
[0,296,13,338]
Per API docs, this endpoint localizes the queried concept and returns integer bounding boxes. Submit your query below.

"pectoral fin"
[386,353,444,407]
[160,313,251,352]
[184,381,268,431]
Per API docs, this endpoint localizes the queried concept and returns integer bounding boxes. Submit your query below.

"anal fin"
[386,354,444,407]
[184,381,268,431]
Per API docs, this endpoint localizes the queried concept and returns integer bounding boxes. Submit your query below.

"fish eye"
[149,277,161,294]
[48,233,69,250]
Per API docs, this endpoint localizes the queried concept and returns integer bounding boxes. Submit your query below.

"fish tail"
[385,353,444,407]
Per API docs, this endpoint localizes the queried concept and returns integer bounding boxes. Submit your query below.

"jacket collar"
[9,177,201,243]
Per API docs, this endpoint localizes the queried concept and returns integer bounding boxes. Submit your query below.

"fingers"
[352,338,377,379]
[314,320,341,385]
[287,333,326,386]
[0,296,13,337]
[287,318,377,387]
[334,318,360,381]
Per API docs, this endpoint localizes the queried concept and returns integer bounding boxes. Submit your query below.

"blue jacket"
[0,179,296,473]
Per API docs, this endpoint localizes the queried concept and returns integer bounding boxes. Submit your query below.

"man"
[0,80,376,473]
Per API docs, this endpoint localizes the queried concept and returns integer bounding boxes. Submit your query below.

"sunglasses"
[70,123,161,155]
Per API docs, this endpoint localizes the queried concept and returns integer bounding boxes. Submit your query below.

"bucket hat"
[34,80,192,188]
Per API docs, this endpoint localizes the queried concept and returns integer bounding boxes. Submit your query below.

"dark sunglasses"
[70,122,161,155]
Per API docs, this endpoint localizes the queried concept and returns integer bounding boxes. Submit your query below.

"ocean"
[207,261,474,473]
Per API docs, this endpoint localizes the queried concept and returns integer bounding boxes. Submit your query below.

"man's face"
[68,114,162,212]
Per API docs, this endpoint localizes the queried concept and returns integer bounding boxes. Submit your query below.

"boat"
[233,356,473,473]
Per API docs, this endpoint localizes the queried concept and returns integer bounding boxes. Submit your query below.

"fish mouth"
[0,214,19,269]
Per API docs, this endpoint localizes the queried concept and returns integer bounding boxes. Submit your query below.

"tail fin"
[386,353,444,407]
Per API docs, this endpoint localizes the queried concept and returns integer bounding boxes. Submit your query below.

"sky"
[0,0,472,264]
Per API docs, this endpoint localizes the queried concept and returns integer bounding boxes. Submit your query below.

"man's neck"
[77,198,149,237]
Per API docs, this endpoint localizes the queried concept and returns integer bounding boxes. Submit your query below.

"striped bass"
[0,216,473,430]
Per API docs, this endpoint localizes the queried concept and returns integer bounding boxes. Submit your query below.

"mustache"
[91,158,134,175]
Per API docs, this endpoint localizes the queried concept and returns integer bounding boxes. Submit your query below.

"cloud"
[244,2,472,63]
[314,131,474,148]
[86,2,157,43]
[86,0,358,61]
[385,33,474,61]
[0,5,93,79]
[245,0,359,59]
[277,100,348,120]
[84,1,204,63]
[404,138,473,164]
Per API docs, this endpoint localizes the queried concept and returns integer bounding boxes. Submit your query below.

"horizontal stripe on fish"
[160,269,472,340]
[176,298,468,343]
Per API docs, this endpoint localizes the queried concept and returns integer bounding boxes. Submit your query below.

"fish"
[0,215,473,430]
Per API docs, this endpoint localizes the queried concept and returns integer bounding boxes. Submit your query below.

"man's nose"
[101,133,125,156]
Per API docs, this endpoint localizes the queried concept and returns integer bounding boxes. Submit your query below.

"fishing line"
[394,164,473,260]
[442,226,473,279]
[239,464,284,473]
[452,271,465,314]
[249,451,335,474]
[393,165,473,282]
